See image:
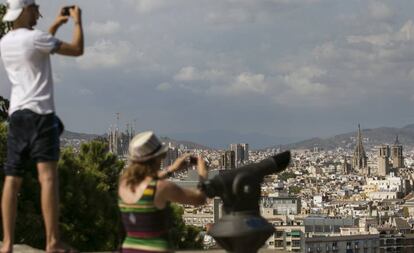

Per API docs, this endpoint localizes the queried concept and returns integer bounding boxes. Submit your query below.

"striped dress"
[119,180,171,253]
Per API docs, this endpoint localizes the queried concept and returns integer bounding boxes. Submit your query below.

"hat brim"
[3,8,23,22]
[130,145,169,162]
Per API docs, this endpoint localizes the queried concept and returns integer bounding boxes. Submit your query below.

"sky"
[1,0,414,147]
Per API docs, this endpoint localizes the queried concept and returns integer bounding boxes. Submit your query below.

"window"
[292,240,301,247]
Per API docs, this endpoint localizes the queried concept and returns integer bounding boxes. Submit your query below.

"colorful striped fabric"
[119,180,171,253]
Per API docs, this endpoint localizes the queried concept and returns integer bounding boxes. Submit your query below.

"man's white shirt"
[0,28,61,116]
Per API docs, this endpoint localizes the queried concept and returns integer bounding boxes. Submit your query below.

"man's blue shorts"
[3,109,64,177]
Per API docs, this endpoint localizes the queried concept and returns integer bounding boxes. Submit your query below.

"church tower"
[352,124,369,175]
[378,145,390,176]
[343,156,351,175]
[391,135,404,169]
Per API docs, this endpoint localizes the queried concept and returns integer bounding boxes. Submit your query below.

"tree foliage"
[0,139,125,251]
[289,185,302,195]
[0,4,12,39]
[0,96,9,122]
[403,206,410,218]
[58,141,124,251]
[278,171,297,181]
[168,204,203,250]
[0,123,7,168]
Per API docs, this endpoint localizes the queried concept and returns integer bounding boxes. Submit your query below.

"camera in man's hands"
[61,6,75,16]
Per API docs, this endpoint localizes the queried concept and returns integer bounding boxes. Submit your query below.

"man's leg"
[37,161,78,253]
[37,161,60,251]
[1,176,23,253]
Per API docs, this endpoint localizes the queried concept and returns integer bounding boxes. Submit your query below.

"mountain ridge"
[277,124,414,150]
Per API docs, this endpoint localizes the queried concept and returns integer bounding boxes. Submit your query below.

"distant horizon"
[63,121,414,149]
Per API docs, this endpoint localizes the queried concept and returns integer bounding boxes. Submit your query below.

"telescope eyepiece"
[272,150,291,170]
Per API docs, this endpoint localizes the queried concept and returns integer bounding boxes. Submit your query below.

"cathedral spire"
[353,124,368,175]
[394,135,400,145]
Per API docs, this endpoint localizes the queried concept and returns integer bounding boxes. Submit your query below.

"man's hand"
[55,16,69,26]
[69,6,82,25]
[54,5,84,56]
[48,7,69,35]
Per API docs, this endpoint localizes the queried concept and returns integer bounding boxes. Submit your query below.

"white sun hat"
[128,131,169,162]
[3,0,35,22]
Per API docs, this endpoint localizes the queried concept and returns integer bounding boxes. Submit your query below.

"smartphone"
[61,6,75,16]
[189,156,198,165]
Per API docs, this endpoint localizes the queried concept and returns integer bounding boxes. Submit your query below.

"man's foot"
[46,242,79,253]
[0,245,12,253]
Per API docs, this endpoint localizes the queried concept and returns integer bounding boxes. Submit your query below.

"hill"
[159,136,212,150]
[279,124,414,150]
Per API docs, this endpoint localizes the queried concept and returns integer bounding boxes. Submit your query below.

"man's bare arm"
[55,6,84,56]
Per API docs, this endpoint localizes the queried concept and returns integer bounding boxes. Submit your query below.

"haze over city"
[1,0,414,146]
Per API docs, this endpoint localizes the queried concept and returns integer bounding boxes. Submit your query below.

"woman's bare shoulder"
[119,177,152,204]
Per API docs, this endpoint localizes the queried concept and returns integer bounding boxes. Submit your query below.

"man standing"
[0,0,83,252]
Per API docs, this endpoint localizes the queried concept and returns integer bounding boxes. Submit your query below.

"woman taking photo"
[118,131,208,253]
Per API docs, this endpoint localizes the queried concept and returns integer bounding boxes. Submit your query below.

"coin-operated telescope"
[198,151,291,253]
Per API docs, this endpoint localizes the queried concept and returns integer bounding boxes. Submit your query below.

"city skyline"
[1,0,414,143]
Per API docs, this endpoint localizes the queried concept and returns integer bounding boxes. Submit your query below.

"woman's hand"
[196,156,208,181]
[169,153,192,173]
[158,153,191,179]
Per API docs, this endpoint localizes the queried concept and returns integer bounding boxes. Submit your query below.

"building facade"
[229,143,249,167]
[220,150,235,169]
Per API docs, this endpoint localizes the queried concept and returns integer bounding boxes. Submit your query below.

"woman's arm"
[157,180,207,206]
[155,156,209,207]
[157,153,191,179]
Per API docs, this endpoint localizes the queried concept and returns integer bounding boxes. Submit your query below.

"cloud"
[282,67,327,95]
[174,66,198,81]
[79,88,93,96]
[174,66,226,82]
[88,21,120,36]
[347,34,391,47]
[206,9,255,25]
[396,20,414,41]
[156,82,173,91]
[368,1,394,21]
[76,40,134,69]
[224,0,321,4]
[228,72,267,94]
[297,19,414,103]
[171,67,269,95]
[205,0,323,26]
[346,20,414,47]
[121,0,176,13]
